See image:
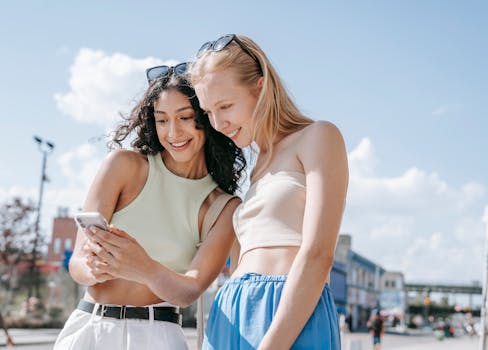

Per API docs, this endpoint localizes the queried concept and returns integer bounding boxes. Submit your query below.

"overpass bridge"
[405,283,482,295]
[405,282,482,315]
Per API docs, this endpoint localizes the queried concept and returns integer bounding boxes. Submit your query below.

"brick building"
[47,207,77,267]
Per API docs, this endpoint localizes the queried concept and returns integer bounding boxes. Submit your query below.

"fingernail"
[89,226,97,233]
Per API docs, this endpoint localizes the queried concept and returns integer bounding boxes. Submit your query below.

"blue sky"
[1,1,487,287]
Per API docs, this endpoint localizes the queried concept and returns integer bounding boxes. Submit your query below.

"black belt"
[77,300,182,326]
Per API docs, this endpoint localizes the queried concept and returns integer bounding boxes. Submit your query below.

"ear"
[256,76,264,90]
[252,77,264,96]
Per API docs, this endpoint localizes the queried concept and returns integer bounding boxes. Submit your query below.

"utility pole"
[28,136,55,300]
[480,207,488,350]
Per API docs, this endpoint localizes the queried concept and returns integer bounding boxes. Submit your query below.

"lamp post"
[28,136,55,299]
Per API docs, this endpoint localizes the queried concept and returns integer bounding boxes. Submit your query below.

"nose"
[209,112,229,132]
[168,121,182,138]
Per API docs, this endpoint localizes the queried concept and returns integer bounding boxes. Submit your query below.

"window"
[64,238,72,251]
[54,238,61,254]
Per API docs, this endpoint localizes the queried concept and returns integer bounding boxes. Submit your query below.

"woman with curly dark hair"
[54,63,246,350]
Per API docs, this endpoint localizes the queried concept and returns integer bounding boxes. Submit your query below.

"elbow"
[68,256,94,287]
[299,246,336,272]
[172,280,207,308]
[177,287,203,308]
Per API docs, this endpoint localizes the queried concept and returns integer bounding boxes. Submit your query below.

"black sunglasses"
[196,34,262,74]
[145,62,189,84]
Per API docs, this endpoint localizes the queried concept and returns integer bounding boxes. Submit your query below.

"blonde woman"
[190,34,348,349]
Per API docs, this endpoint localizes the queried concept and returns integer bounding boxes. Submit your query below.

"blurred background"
[0,1,486,349]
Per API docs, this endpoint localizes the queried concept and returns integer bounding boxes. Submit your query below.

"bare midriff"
[232,246,300,278]
[84,280,164,306]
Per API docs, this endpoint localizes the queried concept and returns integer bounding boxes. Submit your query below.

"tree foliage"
[0,197,37,266]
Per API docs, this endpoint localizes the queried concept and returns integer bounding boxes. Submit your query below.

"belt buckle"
[119,305,126,319]
[100,305,108,318]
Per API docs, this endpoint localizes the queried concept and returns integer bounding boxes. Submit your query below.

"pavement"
[0,329,59,348]
[0,327,481,349]
[343,331,479,350]
[0,328,200,349]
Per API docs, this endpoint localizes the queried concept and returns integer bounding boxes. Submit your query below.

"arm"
[69,149,140,286]
[229,239,241,273]
[258,122,348,349]
[86,197,240,307]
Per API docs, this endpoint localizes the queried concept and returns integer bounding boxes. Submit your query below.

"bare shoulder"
[104,149,147,170]
[209,187,241,207]
[98,149,148,184]
[300,121,343,145]
[297,121,347,169]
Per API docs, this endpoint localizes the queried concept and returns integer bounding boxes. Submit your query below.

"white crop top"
[233,171,305,261]
[110,153,217,273]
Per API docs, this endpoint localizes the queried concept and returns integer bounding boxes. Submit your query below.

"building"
[380,271,407,328]
[47,207,77,268]
[335,234,385,331]
[330,261,347,313]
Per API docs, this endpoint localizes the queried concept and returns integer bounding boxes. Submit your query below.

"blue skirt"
[202,273,341,349]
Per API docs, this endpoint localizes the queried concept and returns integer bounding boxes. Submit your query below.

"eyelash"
[156,116,193,124]
[204,104,231,116]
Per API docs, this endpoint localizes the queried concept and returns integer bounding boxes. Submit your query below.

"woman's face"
[194,68,260,148]
[153,89,206,164]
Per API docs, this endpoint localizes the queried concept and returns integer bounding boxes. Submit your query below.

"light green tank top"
[110,153,217,273]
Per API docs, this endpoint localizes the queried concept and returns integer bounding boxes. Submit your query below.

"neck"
[255,128,287,153]
[161,151,208,179]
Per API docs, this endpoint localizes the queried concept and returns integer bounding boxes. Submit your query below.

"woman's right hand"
[84,226,158,285]
[82,239,115,284]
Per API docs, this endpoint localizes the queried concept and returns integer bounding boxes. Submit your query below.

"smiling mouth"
[226,128,241,139]
[169,140,191,149]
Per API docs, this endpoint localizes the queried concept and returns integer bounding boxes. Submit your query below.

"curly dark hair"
[110,73,246,194]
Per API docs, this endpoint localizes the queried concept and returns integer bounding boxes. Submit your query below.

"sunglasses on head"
[196,34,262,74]
[145,62,189,84]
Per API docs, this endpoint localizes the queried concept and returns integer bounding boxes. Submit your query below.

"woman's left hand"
[85,225,157,284]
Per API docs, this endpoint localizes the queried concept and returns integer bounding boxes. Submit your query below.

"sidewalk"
[0,329,60,347]
[391,336,478,350]
[0,327,480,349]
[343,331,479,350]
[0,328,200,349]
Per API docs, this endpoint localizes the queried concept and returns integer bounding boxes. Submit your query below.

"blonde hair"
[189,35,313,165]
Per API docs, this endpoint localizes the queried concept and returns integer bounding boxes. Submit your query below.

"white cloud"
[57,143,104,189]
[343,138,487,284]
[0,144,106,242]
[54,48,177,129]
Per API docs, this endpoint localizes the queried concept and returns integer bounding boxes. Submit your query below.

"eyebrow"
[201,99,230,112]
[154,105,193,115]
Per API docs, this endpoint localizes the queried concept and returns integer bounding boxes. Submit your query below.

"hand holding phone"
[74,212,109,230]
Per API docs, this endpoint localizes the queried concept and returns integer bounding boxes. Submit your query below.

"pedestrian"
[0,312,15,347]
[189,33,349,349]
[368,311,384,350]
[53,62,246,349]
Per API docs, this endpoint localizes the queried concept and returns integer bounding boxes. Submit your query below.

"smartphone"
[74,212,109,230]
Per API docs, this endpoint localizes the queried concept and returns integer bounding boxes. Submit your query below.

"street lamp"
[28,136,55,299]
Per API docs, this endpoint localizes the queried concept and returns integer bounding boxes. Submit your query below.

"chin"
[236,138,252,148]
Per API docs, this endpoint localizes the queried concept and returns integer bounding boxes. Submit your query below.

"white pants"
[53,302,188,350]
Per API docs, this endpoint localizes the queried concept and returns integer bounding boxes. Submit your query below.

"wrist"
[142,259,162,286]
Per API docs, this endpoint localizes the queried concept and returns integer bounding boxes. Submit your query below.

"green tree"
[0,196,37,344]
[0,197,37,301]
